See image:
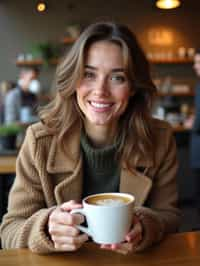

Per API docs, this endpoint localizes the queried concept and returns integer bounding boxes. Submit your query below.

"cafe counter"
[0,155,16,174]
[0,153,16,222]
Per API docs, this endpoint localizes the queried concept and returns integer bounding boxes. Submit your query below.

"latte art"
[95,198,125,206]
[86,194,131,206]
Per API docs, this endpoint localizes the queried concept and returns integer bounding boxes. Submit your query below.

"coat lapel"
[120,151,154,207]
[120,167,152,207]
[46,127,81,174]
[45,127,83,204]
[54,157,83,204]
[120,154,153,206]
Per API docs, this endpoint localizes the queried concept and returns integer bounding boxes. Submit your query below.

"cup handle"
[70,208,92,237]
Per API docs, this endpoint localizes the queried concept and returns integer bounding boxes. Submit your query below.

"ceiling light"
[36,1,47,13]
[156,0,181,9]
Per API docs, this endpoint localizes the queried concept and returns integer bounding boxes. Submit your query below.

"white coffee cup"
[71,192,135,244]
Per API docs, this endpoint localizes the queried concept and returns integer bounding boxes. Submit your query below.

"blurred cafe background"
[0,0,200,232]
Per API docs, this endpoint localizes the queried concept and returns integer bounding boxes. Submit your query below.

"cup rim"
[83,192,135,207]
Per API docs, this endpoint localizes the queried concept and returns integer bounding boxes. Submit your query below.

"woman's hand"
[48,200,89,251]
[100,215,143,255]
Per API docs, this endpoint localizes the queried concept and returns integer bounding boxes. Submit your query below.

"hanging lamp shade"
[156,0,181,9]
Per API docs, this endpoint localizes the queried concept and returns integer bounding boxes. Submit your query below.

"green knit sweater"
[80,131,120,198]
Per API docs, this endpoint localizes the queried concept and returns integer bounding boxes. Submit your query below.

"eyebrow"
[85,65,125,72]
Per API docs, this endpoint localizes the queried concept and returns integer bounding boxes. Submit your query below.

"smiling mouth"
[89,101,114,109]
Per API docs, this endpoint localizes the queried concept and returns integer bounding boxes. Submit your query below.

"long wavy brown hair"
[39,21,157,171]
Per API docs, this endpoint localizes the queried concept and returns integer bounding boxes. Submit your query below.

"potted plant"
[0,124,23,150]
[30,42,60,66]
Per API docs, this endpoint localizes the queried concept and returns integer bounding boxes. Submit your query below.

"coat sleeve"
[134,125,181,251]
[0,126,57,254]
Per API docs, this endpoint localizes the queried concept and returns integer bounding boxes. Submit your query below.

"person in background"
[0,22,181,254]
[4,67,39,124]
[0,80,16,124]
[189,49,200,210]
[17,66,41,96]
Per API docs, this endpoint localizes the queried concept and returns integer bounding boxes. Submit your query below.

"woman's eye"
[111,75,126,83]
[84,71,95,80]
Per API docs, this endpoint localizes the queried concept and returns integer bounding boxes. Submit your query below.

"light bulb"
[36,2,47,12]
[156,0,181,9]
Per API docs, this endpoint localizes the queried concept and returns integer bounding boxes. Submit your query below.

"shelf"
[172,125,191,132]
[62,37,77,44]
[150,58,193,64]
[157,91,195,97]
[16,59,43,66]
[16,58,60,66]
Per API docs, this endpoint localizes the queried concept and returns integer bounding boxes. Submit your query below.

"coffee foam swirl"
[95,198,125,206]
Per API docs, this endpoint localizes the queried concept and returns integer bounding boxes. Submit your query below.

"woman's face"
[76,41,133,129]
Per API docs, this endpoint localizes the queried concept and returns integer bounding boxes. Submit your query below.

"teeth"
[90,102,112,108]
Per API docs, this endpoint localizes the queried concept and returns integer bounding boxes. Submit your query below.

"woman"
[0,22,181,254]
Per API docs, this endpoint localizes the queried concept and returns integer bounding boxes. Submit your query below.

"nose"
[94,77,109,96]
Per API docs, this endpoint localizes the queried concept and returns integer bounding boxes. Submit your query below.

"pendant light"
[156,0,181,9]
[36,1,48,13]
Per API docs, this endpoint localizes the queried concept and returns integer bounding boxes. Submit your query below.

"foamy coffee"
[86,194,131,206]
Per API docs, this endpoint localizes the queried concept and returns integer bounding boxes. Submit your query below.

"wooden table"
[0,155,16,174]
[1,232,200,266]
